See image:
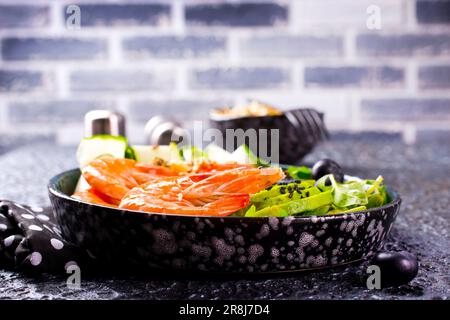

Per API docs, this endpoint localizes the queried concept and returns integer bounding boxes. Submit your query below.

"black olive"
[371,251,419,288]
[311,159,344,182]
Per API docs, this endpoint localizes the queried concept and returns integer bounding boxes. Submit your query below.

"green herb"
[124,145,137,160]
[286,165,312,180]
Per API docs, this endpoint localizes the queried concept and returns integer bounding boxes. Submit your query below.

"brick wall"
[0,0,449,145]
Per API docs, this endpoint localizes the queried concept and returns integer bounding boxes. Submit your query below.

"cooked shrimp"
[81,157,181,202]
[72,188,117,207]
[183,167,284,199]
[193,161,254,173]
[81,156,257,203]
[119,167,285,216]
[76,155,284,216]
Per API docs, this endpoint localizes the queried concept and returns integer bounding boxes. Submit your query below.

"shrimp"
[76,155,284,216]
[193,161,254,173]
[80,157,256,204]
[81,157,181,203]
[119,167,285,216]
[72,188,118,207]
[183,167,284,199]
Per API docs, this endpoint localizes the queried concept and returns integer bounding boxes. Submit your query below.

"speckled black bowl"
[49,169,401,273]
[209,108,326,164]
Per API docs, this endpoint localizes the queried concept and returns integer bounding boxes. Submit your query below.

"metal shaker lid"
[84,110,126,137]
[144,115,186,145]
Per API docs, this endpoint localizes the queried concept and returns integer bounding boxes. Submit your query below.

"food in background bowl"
[209,101,327,164]
[211,100,282,119]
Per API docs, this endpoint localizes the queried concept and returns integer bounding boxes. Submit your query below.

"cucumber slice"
[132,142,182,163]
[74,176,91,193]
[204,143,234,164]
[180,145,208,163]
[76,135,127,167]
[231,144,269,166]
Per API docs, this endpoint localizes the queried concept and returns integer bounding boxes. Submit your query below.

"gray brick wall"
[0,5,50,29]
[361,99,450,120]
[304,66,405,88]
[70,70,175,92]
[416,0,450,24]
[123,36,227,59]
[185,3,288,27]
[418,66,450,89]
[0,0,449,145]
[2,38,107,60]
[356,34,450,56]
[67,4,171,27]
[9,99,116,124]
[240,35,343,58]
[0,70,47,92]
[190,67,291,90]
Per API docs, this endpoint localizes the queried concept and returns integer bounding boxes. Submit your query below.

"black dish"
[209,108,328,164]
[49,169,401,273]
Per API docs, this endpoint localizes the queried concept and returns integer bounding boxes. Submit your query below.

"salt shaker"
[84,110,126,137]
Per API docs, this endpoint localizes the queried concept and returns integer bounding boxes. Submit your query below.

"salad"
[72,135,390,217]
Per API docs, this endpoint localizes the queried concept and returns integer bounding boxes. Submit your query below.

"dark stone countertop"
[0,135,449,300]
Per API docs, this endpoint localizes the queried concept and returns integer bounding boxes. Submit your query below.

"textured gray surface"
[0,136,449,300]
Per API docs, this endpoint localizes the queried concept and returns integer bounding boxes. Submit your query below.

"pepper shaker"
[144,116,186,145]
[84,110,126,137]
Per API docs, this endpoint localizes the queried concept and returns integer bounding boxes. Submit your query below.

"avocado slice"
[250,180,315,203]
[255,186,322,210]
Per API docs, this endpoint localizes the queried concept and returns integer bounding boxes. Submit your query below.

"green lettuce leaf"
[286,166,312,180]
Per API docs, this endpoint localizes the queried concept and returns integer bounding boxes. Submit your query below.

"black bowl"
[209,108,327,164]
[49,169,401,273]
